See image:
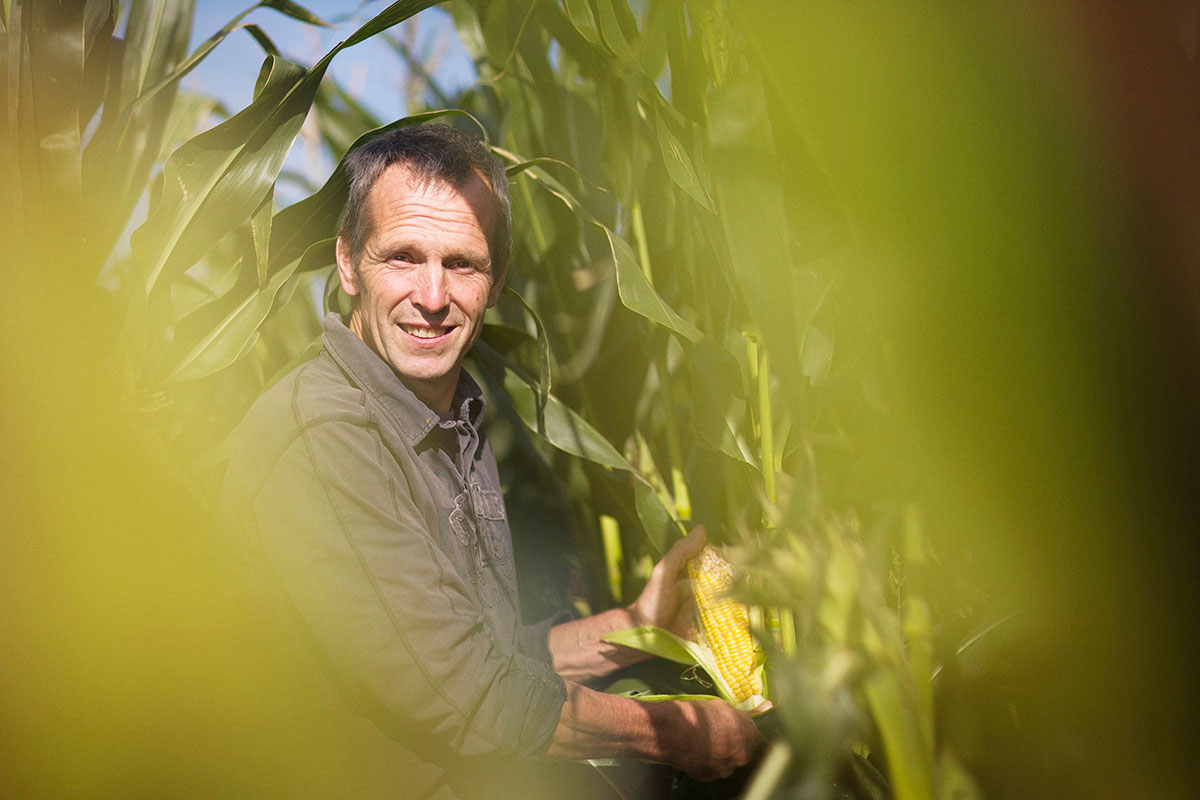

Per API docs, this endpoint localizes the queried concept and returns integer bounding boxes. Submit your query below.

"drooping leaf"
[692,337,756,466]
[594,0,632,60]
[260,0,330,28]
[604,228,701,344]
[498,148,700,344]
[634,474,676,556]
[503,286,551,431]
[166,238,330,383]
[654,108,713,211]
[499,354,627,471]
[561,0,600,46]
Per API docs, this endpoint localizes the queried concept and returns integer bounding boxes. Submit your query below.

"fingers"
[655,526,706,583]
[670,524,707,564]
[750,699,774,714]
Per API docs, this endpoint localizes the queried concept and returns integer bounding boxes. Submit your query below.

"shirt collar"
[321,313,486,445]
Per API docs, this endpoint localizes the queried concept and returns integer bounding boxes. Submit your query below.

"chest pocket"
[469,481,510,568]
[469,481,506,521]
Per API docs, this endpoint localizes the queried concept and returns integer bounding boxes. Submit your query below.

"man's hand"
[667,697,769,781]
[547,525,709,681]
[548,683,769,782]
[628,525,708,638]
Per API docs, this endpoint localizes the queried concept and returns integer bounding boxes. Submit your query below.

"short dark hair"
[336,123,512,279]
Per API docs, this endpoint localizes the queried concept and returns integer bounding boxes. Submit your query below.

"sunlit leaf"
[602,625,740,705]
[594,0,632,60]
[561,0,600,46]
[250,184,273,289]
[133,0,442,297]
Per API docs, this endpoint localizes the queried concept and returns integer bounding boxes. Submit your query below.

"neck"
[405,371,457,416]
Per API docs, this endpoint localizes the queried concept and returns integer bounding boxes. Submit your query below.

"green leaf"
[473,340,676,555]
[14,0,91,229]
[654,108,714,210]
[244,23,282,60]
[594,0,632,60]
[499,355,627,470]
[634,476,676,556]
[605,229,701,344]
[562,0,601,46]
[498,147,701,344]
[131,52,307,293]
[503,286,551,431]
[250,184,274,288]
[119,0,196,108]
[602,625,743,706]
[602,625,699,667]
[339,0,441,49]
[133,0,442,297]
[166,238,330,383]
[692,337,756,465]
[614,692,718,703]
[261,0,330,28]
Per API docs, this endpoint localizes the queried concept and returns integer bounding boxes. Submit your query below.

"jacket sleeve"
[234,416,566,760]
[518,611,572,667]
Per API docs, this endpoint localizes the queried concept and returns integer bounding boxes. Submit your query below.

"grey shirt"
[220,313,567,765]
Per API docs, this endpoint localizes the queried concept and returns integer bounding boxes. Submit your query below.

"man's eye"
[390,252,416,264]
[449,260,480,272]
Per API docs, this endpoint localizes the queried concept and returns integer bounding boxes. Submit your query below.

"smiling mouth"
[400,323,453,339]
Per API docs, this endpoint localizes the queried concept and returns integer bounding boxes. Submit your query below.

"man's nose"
[414,262,448,312]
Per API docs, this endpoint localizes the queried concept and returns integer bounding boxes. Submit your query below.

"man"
[220,124,765,797]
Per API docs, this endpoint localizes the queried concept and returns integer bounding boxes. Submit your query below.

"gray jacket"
[220,313,567,767]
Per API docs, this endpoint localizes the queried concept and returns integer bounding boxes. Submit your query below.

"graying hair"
[336,123,511,279]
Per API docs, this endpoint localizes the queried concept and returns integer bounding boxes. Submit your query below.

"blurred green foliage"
[3,1,1198,798]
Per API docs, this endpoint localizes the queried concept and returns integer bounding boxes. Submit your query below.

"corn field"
[3,1,1199,798]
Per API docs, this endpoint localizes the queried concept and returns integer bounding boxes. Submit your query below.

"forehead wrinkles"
[365,167,494,257]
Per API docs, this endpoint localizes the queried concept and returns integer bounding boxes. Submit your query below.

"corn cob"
[687,546,761,703]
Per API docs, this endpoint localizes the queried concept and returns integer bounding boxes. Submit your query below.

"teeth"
[401,324,448,339]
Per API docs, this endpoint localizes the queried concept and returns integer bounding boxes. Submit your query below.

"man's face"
[337,163,503,412]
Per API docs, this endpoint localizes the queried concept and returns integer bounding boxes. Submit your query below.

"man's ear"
[335,236,359,297]
[486,262,507,308]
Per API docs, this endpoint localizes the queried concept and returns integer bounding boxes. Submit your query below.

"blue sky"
[182,1,478,191]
